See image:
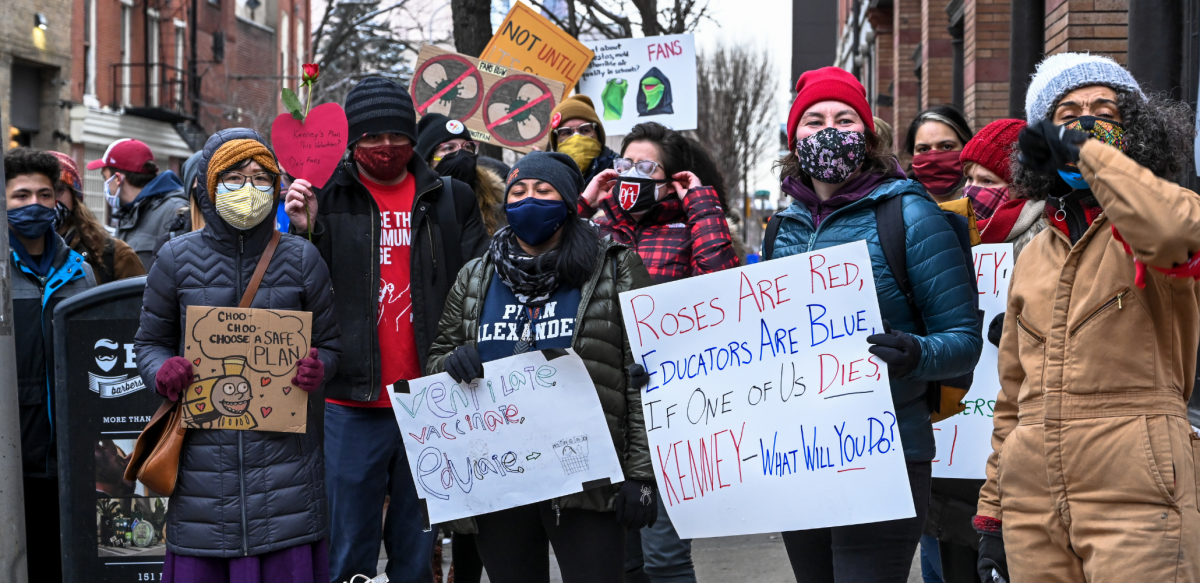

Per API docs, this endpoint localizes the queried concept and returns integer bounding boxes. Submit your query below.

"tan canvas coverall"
[978,140,1200,582]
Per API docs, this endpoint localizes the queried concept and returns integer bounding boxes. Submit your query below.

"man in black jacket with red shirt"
[285,76,487,583]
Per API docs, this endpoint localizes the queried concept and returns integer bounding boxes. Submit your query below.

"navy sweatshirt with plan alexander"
[476,273,581,361]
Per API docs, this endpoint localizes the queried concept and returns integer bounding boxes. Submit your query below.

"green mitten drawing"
[602,78,628,120]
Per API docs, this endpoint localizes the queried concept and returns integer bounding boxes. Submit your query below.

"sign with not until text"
[479,2,595,99]
[618,241,914,538]
[391,349,625,524]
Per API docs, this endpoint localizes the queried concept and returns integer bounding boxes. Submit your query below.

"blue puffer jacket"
[764,178,982,461]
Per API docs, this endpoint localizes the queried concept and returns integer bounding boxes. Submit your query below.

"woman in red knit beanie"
[964,119,1049,258]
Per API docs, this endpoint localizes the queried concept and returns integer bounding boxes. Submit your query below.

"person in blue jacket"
[763,68,982,583]
[6,147,96,582]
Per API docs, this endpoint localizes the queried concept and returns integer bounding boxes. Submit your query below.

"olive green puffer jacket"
[427,234,655,528]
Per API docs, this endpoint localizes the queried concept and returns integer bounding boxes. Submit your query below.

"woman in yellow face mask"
[548,95,617,187]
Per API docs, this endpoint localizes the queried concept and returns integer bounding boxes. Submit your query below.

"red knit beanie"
[960,118,1026,184]
[786,67,875,150]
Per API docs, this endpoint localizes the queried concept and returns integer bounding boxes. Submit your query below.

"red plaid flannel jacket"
[579,186,738,283]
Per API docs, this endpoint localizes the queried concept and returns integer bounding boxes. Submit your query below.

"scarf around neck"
[489,226,561,305]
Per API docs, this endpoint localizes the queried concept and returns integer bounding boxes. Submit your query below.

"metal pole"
[0,119,31,583]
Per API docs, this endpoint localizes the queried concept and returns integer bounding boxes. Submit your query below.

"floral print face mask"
[795,128,867,184]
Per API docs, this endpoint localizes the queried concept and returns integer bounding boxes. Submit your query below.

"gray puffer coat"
[134,193,341,557]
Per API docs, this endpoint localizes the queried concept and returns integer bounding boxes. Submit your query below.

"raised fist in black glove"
[444,345,484,383]
[987,312,1005,348]
[977,532,1009,583]
[1017,118,1090,175]
[614,479,658,529]
[629,363,650,390]
[867,320,922,379]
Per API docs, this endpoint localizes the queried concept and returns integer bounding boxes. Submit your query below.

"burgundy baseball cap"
[87,139,156,173]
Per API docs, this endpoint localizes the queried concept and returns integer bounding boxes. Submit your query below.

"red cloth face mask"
[354,144,413,181]
[911,150,964,196]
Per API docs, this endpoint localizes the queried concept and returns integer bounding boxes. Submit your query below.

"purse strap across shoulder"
[240,230,281,308]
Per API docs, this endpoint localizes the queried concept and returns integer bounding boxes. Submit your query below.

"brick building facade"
[27,0,310,215]
[806,0,1188,167]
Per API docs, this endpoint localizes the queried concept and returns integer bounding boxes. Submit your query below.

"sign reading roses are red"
[270,103,348,189]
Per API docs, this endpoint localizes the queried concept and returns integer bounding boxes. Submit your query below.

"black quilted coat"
[427,234,654,530]
[134,191,342,557]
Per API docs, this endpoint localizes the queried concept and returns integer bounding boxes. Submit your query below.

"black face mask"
[613,168,669,214]
[436,151,478,187]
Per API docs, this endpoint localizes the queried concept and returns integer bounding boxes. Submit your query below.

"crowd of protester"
[6,49,1200,583]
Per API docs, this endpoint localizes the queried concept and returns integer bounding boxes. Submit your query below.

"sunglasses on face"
[613,158,661,176]
[553,123,597,141]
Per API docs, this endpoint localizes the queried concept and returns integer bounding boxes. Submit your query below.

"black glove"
[1017,118,1090,175]
[866,320,922,379]
[444,345,484,383]
[987,312,1005,348]
[614,479,658,529]
[977,531,1009,583]
[629,363,649,390]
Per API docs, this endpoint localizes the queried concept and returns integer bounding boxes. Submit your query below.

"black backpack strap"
[436,176,464,280]
[102,238,117,282]
[874,194,919,322]
[762,214,784,261]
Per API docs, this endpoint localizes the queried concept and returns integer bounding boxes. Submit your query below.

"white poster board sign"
[578,34,697,135]
[390,349,625,524]
[932,244,1014,479]
[618,241,915,538]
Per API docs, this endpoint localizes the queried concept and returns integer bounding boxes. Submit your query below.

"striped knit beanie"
[345,77,416,146]
[207,139,281,200]
[1025,53,1145,123]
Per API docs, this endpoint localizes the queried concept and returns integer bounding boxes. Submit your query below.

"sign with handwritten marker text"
[390,349,624,524]
[932,243,1013,479]
[578,34,697,135]
[618,241,914,538]
[479,2,595,100]
[270,102,348,189]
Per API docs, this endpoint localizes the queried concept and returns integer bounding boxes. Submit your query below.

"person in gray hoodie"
[87,138,187,270]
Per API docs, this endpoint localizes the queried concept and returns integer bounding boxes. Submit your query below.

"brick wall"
[921,0,954,109]
[872,16,895,128]
[964,0,1012,126]
[1045,0,1129,63]
[893,0,922,158]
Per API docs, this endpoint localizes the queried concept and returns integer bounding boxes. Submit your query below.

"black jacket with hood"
[112,170,188,270]
[134,181,342,557]
[302,156,488,402]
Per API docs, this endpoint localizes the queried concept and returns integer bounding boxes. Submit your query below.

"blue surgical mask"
[103,174,121,209]
[8,203,58,240]
[505,197,570,246]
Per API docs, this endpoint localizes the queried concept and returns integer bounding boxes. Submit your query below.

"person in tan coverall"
[974,53,1200,583]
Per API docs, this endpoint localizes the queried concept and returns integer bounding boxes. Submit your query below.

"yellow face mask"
[214,183,274,230]
[557,135,603,173]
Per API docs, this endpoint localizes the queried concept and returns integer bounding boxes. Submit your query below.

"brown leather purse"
[125,230,282,495]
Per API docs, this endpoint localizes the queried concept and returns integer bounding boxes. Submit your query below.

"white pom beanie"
[1024,52,1145,123]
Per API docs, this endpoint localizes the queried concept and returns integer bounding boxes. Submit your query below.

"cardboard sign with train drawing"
[411,45,566,153]
[182,306,312,433]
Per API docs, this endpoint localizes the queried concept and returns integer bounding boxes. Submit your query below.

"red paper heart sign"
[261,377,272,387]
[260,407,273,418]
[282,386,292,396]
[270,103,348,189]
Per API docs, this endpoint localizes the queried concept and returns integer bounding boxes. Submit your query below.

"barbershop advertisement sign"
[618,241,914,538]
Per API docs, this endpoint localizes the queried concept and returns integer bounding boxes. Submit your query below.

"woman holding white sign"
[762,67,983,582]
[134,139,342,583]
[427,151,656,583]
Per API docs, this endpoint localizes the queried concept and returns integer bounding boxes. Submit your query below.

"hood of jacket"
[130,170,185,205]
[636,67,674,116]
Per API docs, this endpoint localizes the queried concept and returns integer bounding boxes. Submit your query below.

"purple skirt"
[162,539,329,583]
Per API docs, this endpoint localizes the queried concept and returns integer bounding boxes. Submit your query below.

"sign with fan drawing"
[182,306,311,433]
[412,45,565,154]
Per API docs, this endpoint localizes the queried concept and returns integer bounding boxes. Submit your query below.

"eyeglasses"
[553,123,597,141]
[613,158,661,176]
[433,141,479,159]
[219,172,277,192]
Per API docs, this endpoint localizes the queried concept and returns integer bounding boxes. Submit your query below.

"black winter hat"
[416,113,471,162]
[345,77,416,146]
[505,152,583,211]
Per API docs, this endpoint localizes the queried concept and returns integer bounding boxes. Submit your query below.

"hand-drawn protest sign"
[618,241,915,538]
[932,244,1013,479]
[412,45,566,154]
[578,34,697,135]
[479,3,595,99]
[390,349,624,525]
[270,103,348,188]
[183,306,311,433]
